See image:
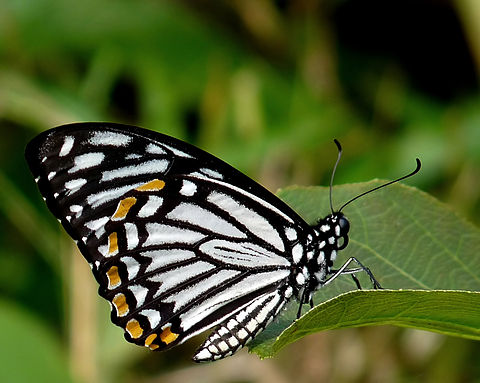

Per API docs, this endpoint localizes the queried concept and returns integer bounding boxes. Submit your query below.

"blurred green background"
[1,0,479,382]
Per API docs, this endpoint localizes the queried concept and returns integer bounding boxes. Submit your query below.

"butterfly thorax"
[290,212,350,302]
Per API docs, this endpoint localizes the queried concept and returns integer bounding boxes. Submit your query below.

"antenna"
[330,139,343,214]
[338,158,421,212]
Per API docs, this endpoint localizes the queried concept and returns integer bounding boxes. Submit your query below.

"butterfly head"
[315,212,350,254]
[306,212,350,288]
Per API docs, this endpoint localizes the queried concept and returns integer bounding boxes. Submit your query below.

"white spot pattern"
[142,249,196,273]
[101,159,169,182]
[200,168,223,179]
[144,223,205,246]
[59,136,74,156]
[141,309,161,328]
[146,143,166,155]
[207,192,285,252]
[179,180,197,196]
[128,285,148,307]
[137,196,163,218]
[65,178,87,191]
[292,243,303,264]
[69,152,105,173]
[124,223,139,250]
[121,256,140,280]
[199,239,290,268]
[166,202,246,239]
[89,131,131,146]
[285,227,297,241]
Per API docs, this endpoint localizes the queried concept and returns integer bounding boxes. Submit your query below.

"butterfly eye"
[338,216,350,234]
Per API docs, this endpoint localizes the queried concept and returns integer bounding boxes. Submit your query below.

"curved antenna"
[338,158,421,212]
[329,139,343,214]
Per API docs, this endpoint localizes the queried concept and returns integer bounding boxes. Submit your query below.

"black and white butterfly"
[25,123,420,362]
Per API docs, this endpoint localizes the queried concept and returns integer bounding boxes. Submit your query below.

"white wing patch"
[207,192,284,251]
[85,216,109,238]
[69,204,83,218]
[59,136,74,156]
[129,284,149,307]
[166,202,247,239]
[180,180,197,196]
[199,239,290,268]
[149,261,215,298]
[120,256,140,280]
[200,168,223,180]
[144,223,206,246]
[101,159,169,182]
[137,196,163,218]
[161,142,193,158]
[87,182,145,208]
[89,131,132,147]
[146,143,166,155]
[292,243,304,264]
[285,227,297,241]
[142,249,196,273]
[124,223,139,250]
[65,178,87,191]
[190,173,294,224]
[141,309,161,328]
[163,269,242,310]
[69,152,105,173]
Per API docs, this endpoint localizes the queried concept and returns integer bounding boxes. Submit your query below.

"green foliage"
[253,290,480,359]
[0,299,72,382]
[250,182,480,357]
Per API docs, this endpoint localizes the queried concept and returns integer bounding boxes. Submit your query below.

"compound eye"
[338,216,350,234]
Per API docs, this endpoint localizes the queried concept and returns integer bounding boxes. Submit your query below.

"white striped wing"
[25,123,310,356]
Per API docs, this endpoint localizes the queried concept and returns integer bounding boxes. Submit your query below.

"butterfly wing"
[25,123,310,358]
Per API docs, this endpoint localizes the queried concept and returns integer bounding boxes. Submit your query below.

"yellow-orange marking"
[135,179,165,192]
[112,293,129,317]
[126,319,143,339]
[112,197,137,220]
[159,327,179,345]
[106,265,121,289]
[145,333,159,350]
[108,232,118,255]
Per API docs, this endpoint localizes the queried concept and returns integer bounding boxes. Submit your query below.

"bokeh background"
[1,0,480,382]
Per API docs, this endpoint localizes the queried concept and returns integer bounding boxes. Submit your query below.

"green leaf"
[249,181,480,358]
[253,290,480,358]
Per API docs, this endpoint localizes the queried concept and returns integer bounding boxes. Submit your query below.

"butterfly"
[25,122,420,362]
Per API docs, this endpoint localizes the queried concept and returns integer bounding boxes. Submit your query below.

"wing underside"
[25,123,307,355]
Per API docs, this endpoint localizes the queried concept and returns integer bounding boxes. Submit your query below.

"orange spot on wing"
[108,232,118,255]
[112,293,129,317]
[159,327,179,345]
[135,179,165,191]
[106,266,121,289]
[126,319,143,339]
[145,333,159,350]
[112,197,137,220]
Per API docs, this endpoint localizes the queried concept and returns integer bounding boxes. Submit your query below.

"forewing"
[25,123,308,352]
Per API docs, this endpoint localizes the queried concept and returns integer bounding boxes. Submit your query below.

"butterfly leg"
[296,288,308,319]
[325,257,382,289]
[295,285,317,319]
[331,267,362,289]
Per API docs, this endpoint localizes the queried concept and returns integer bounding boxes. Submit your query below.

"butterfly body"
[26,123,360,362]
